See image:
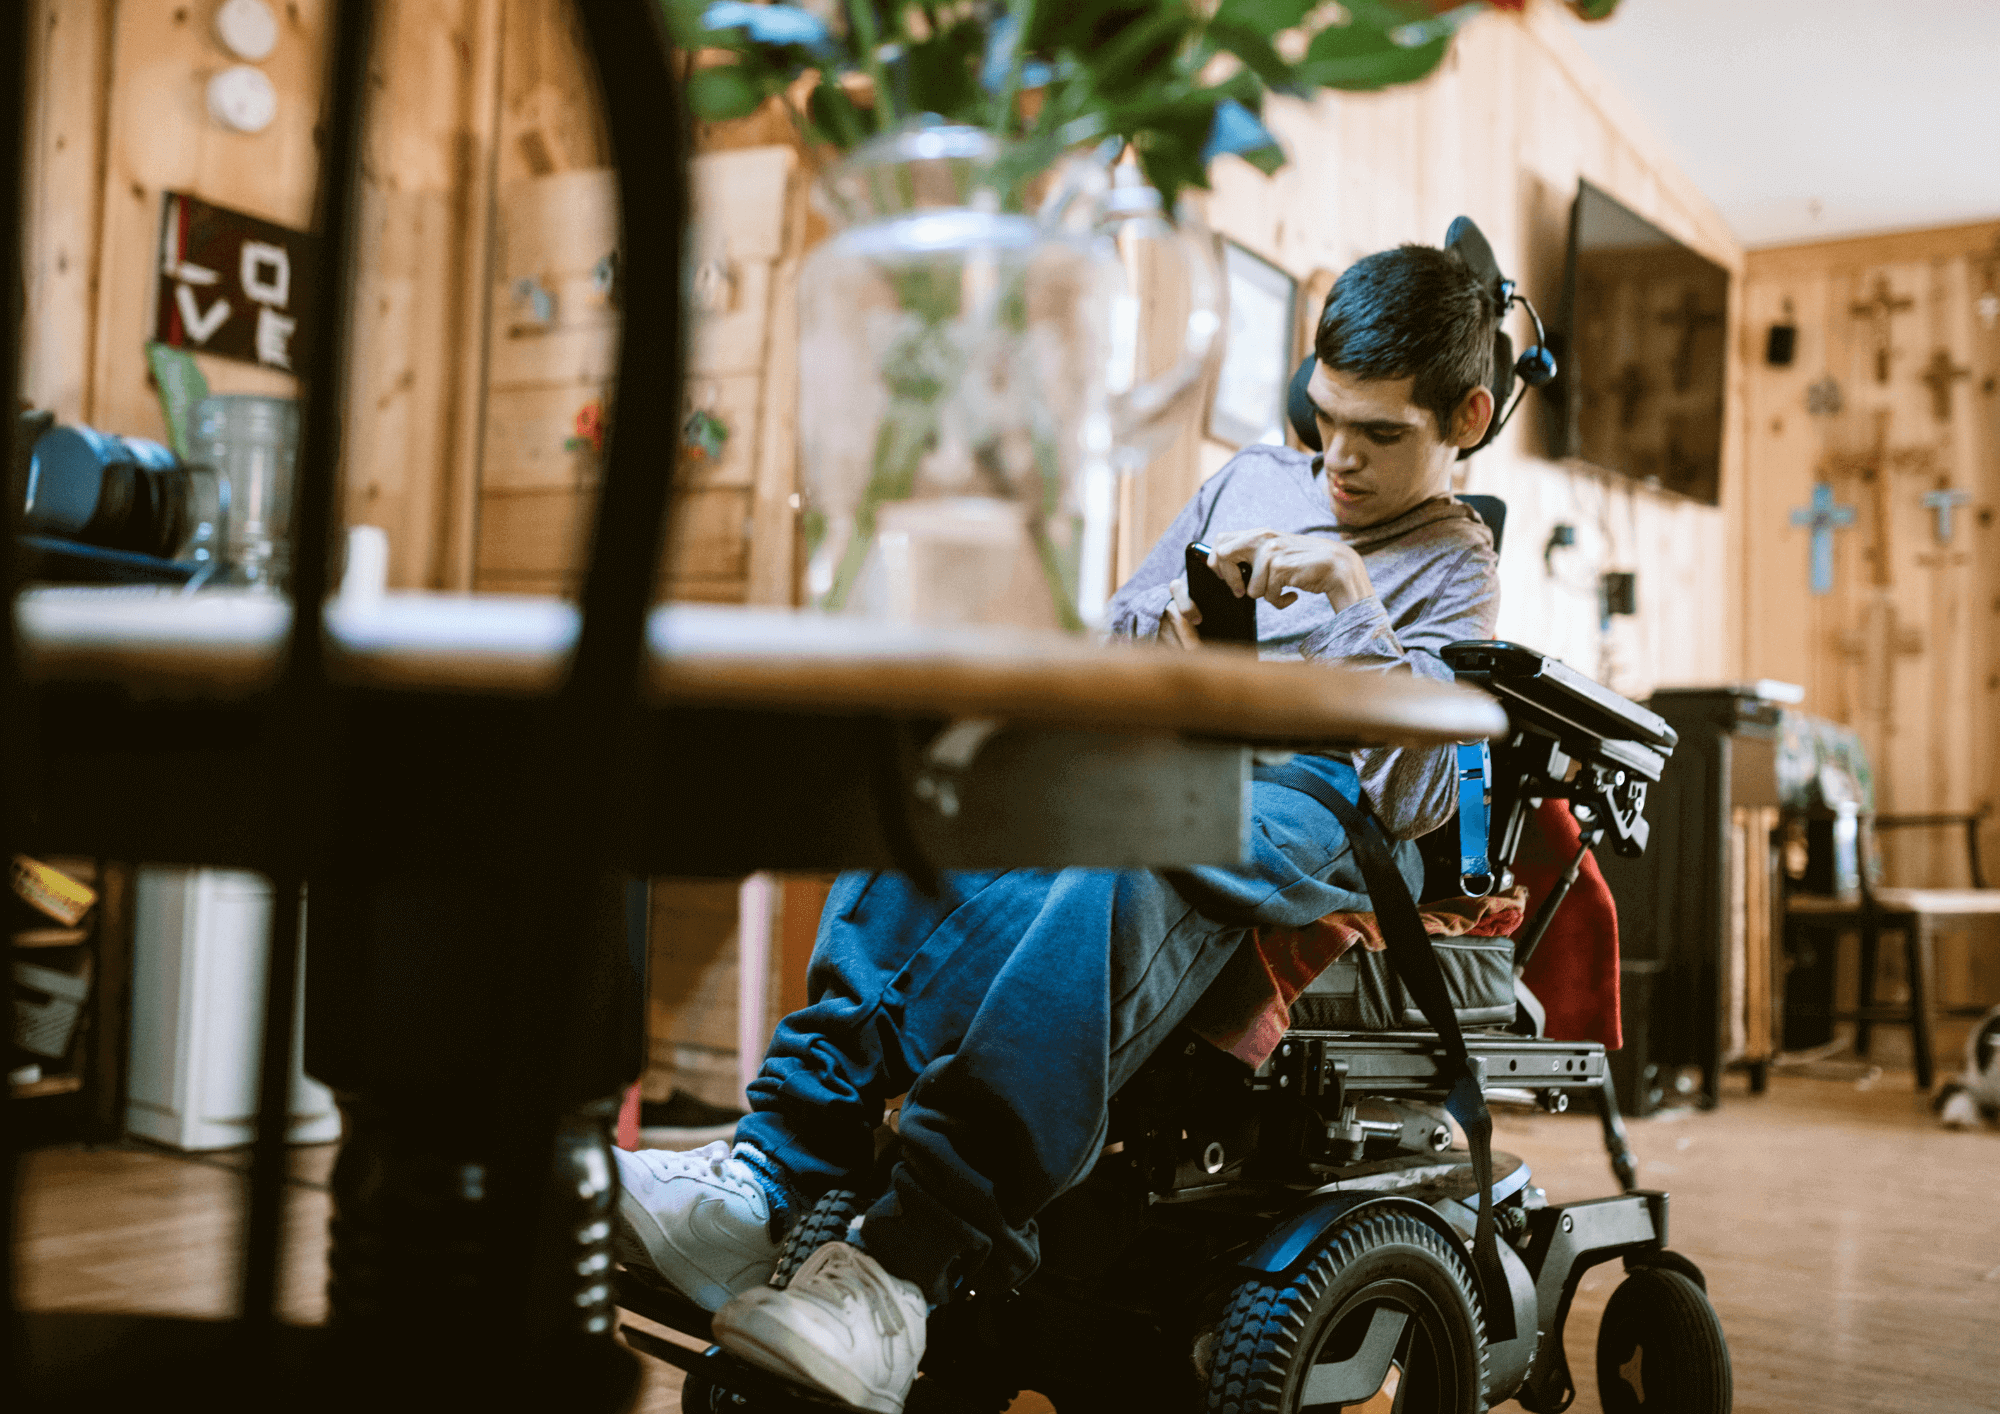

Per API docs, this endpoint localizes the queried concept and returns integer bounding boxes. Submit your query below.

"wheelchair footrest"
[620,1325,871,1412]
[613,1266,713,1344]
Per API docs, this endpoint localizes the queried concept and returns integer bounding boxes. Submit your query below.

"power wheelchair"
[612,636,1733,1414]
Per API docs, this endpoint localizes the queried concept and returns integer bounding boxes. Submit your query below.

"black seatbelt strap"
[1253,761,1515,1341]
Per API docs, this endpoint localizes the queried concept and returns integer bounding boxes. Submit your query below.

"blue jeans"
[736,755,1415,1305]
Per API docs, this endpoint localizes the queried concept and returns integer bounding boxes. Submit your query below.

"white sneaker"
[612,1141,781,1311]
[711,1241,927,1414]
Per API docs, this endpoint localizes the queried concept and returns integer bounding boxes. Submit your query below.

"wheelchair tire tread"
[773,1188,866,1289]
[1205,1209,1488,1414]
[1594,1266,1730,1414]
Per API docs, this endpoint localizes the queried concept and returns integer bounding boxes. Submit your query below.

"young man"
[612,243,1503,1413]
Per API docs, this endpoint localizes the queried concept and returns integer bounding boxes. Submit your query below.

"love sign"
[152,192,318,372]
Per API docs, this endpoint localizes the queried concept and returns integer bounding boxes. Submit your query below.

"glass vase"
[797,126,1127,631]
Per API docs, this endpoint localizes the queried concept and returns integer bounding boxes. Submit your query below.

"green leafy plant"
[661,0,1614,204]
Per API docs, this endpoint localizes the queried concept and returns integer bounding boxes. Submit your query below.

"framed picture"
[1207,239,1300,447]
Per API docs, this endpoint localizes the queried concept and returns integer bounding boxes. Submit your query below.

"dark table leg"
[306,868,643,1401]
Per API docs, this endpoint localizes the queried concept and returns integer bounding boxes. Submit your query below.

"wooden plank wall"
[1740,220,2000,897]
[1127,1,1747,701]
[470,146,803,604]
[19,0,501,591]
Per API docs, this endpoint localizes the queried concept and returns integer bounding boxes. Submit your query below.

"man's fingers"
[1249,543,1306,609]
[1246,541,1277,600]
[1203,548,1247,598]
[1210,529,1278,597]
[1169,575,1201,624]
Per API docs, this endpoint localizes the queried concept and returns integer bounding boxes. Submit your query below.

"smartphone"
[1185,542,1258,645]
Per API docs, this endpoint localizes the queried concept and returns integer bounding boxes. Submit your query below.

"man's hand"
[1158,577,1202,650]
[1205,528,1374,614]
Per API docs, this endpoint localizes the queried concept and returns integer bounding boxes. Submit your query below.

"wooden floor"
[16,1071,1999,1412]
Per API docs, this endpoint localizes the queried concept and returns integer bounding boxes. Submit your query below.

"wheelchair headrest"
[1288,218,1555,463]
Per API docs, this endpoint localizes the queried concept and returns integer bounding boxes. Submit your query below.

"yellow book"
[11,856,97,928]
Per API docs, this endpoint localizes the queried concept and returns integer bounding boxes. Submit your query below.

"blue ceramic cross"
[1923,486,1971,544]
[1790,482,1856,595]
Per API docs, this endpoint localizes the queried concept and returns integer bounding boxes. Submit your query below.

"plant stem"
[844,0,897,133]
[989,0,1035,137]
[779,86,828,176]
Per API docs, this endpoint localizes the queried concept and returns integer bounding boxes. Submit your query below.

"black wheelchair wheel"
[1595,1267,1731,1414]
[680,1372,743,1412]
[1205,1208,1486,1414]
[772,1188,866,1288]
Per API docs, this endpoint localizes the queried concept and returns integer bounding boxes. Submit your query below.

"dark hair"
[1314,244,1497,437]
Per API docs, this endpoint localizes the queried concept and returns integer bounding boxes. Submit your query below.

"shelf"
[12,927,88,948]
[11,1074,83,1099]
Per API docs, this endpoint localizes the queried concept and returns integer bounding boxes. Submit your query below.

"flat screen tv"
[1549,180,1730,505]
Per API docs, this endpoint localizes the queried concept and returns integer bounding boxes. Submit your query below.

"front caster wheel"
[1205,1207,1487,1413]
[1596,1266,1731,1414]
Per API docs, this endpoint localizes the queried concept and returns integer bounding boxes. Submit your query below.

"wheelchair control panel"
[1443,639,1678,894]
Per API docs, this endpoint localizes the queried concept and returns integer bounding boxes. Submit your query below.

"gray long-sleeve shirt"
[1103,444,1500,840]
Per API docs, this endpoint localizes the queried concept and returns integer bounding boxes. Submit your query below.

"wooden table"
[17,590,1509,873]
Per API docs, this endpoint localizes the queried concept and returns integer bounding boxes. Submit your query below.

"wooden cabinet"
[1597,689,1785,1112]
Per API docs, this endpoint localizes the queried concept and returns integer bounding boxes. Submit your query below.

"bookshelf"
[10,857,132,1138]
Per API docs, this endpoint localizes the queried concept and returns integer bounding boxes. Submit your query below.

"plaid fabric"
[1189,889,1527,1066]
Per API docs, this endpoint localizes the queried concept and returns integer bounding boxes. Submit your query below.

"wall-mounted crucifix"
[1919,348,1972,421]
[1836,592,1927,734]
[1658,288,1723,392]
[1790,482,1857,595]
[1819,408,1941,589]
[1849,274,1914,384]
[1923,485,1971,544]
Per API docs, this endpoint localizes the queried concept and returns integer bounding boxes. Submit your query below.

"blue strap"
[1456,741,1494,896]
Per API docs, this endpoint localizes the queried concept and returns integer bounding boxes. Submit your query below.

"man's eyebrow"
[1311,397,1420,433]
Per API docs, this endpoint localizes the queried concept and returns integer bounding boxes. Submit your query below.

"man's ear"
[1449,385,1495,450]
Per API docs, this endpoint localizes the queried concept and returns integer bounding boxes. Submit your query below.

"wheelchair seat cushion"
[1186,888,1526,1066]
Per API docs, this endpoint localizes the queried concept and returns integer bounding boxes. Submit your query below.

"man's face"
[1304,363,1491,528]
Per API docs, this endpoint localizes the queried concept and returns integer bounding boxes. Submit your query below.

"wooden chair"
[1785,805,1999,1090]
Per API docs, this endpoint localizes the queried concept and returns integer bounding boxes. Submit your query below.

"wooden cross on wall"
[1658,288,1723,392]
[1850,275,1914,384]
[1819,408,1941,589]
[1919,348,1972,421]
[1836,592,1927,732]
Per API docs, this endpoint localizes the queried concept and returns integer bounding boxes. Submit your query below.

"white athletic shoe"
[611,1141,781,1311]
[711,1241,928,1414]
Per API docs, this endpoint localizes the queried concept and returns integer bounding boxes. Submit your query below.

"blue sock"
[731,1142,800,1241]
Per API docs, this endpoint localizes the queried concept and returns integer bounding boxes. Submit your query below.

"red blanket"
[1187,799,1621,1067]
[1513,798,1623,1052]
